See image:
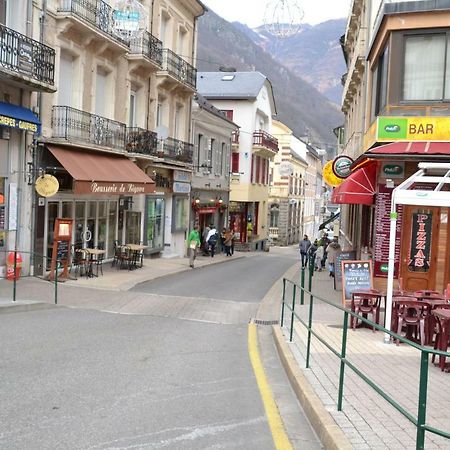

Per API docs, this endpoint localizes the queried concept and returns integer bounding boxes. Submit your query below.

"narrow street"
[0,250,321,450]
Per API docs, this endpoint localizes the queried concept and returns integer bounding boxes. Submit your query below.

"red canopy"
[332,162,377,205]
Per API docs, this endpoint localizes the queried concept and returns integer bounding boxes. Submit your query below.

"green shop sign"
[378,118,408,140]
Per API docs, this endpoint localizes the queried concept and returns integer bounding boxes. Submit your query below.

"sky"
[202,0,352,28]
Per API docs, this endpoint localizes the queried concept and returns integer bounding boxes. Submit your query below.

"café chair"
[70,245,87,279]
[93,245,105,276]
[395,300,429,346]
[352,294,380,332]
[119,246,132,270]
[431,305,450,371]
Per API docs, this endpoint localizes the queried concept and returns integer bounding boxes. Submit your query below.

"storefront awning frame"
[384,162,450,343]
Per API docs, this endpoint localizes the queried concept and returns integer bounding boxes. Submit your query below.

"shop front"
[191,192,229,239]
[35,145,155,274]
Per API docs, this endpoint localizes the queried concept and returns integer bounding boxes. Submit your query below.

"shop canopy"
[331,162,377,205]
[384,162,450,343]
[0,101,41,134]
[48,145,155,195]
[319,211,340,230]
[352,141,450,169]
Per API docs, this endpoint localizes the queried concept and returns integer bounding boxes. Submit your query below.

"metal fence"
[0,250,60,305]
[52,105,127,150]
[159,137,194,164]
[129,30,163,67]
[126,127,158,156]
[0,23,55,85]
[280,261,450,450]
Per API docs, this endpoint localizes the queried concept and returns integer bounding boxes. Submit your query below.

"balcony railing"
[52,106,126,150]
[253,130,279,153]
[158,137,193,164]
[161,49,196,89]
[129,31,163,67]
[57,0,128,46]
[0,23,55,86]
[126,127,158,155]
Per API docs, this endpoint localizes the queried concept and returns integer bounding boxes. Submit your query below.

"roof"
[306,144,320,159]
[197,71,277,114]
[194,94,238,127]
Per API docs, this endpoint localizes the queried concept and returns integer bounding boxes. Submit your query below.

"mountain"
[240,19,347,105]
[196,10,344,148]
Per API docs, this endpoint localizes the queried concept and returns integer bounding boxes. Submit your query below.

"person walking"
[206,224,219,258]
[299,234,312,268]
[308,239,318,270]
[223,228,233,256]
[315,243,324,271]
[326,237,342,278]
[202,224,210,255]
[187,225,201,268]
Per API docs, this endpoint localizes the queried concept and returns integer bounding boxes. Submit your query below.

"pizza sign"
[408,213,432,272]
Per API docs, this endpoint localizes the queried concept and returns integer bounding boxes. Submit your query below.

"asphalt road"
[0,250,321,450]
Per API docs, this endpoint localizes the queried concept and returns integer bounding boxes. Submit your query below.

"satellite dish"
[156,125,168,140]
[264,0,304,39]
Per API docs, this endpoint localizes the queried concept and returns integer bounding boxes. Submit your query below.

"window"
[0,0,6,25]
[174,106,182,139]
[178,28,186,56]
[59,52,75,107]
[221,110,234,121]
[403,34,449,101]
[231,153,239,173]
[220,143,225,175]
[196,134,203,170]
[95,68,108,117]
[251,154,255,183]
[270,210,279,228]
[129,90,136,127]
[156,102,163,127]
[172,196,188,232]
[208,138,214,168]
[372,46,388,117]
[160,14,170,47]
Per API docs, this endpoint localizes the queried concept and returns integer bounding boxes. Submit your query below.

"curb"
[272,326,354,450]
[0,302,57,315]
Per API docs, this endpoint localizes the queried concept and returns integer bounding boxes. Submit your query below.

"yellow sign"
[35,175,59,197]
[323,160,344,187]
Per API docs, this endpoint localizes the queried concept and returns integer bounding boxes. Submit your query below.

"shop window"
[403,33,450,101]
[146,197,164,251]
[172,196,188,232]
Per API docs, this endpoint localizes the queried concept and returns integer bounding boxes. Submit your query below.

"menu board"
[341,260,373,304]
[50,218,73,281]
[56,241,70,261]
[374,185,403,278]
[334,251,356,289]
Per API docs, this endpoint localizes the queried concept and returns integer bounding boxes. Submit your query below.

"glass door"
[146,197,165,252]
[125,211,141,244]
[107,201,118,257]
[74,201,86,249]
[86,201,97,248]
[97,201,107,250]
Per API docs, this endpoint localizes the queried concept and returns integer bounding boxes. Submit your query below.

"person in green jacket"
[188,225,201,268]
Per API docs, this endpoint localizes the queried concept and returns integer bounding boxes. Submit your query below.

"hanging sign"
[408,213,432,272]
[323,160,344,187]
[332,156,353,179]
[35,174,59,197]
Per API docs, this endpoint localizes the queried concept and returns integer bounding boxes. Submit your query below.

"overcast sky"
[202,0,351,27]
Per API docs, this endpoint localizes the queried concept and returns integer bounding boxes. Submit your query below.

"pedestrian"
[315,243,324,271]
[187,225,201,268]
[321,232,330,269]
[220,227,226,254]
[202,224,210,255]
[326,237,342,278]
[206,224,219,257]
[308,239,318,269]
[224,228,233,256]
[299,234,311,268]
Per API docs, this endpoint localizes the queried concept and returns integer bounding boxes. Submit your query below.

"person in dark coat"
[299,235,312,268]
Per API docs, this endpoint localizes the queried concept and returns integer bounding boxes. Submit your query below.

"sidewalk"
[280,268,450,449]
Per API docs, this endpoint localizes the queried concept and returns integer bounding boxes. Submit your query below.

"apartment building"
[28,0,205,271]
[0,0,56,275]
[269,120,307,246]
[197,71,278,249]
[191,94,236,238]
[338,0,450,292]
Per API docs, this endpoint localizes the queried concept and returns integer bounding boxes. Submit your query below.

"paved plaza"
[281,268,450,449]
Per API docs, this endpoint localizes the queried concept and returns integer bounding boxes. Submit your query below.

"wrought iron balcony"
[126,127,158,156]
[161,49,196,90]
[253,130,279,153]
[57,0,128,47]
[129,31,163,67]
[158,137,193,164]
[52,106,126,150]
[0,23,55,89]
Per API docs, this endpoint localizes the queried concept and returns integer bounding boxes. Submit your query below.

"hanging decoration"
[113,0,147,41]
[263,0,304,38]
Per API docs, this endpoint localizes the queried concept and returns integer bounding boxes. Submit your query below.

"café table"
[125,244,148,269]
[431,308,450,372]
[76,248,106,277]
[351,289,385,330]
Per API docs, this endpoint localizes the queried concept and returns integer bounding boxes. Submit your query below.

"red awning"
[48,145,155,195]
[352,141,450,169]
[332,162,377,205]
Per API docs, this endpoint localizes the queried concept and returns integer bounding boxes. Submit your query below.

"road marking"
[248,323,293,450]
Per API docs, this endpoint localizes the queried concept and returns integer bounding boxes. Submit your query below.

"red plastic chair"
[431,305,450,371]
[352,293,380,332]
[395,300,430,346]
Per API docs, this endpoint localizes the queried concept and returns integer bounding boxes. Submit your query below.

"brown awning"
[47,145,155,195]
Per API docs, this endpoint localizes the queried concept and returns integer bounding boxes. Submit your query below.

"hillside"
[197,10,343,147]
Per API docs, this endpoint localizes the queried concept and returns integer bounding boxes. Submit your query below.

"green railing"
[0,250,60,305]
[280,258,450,450]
